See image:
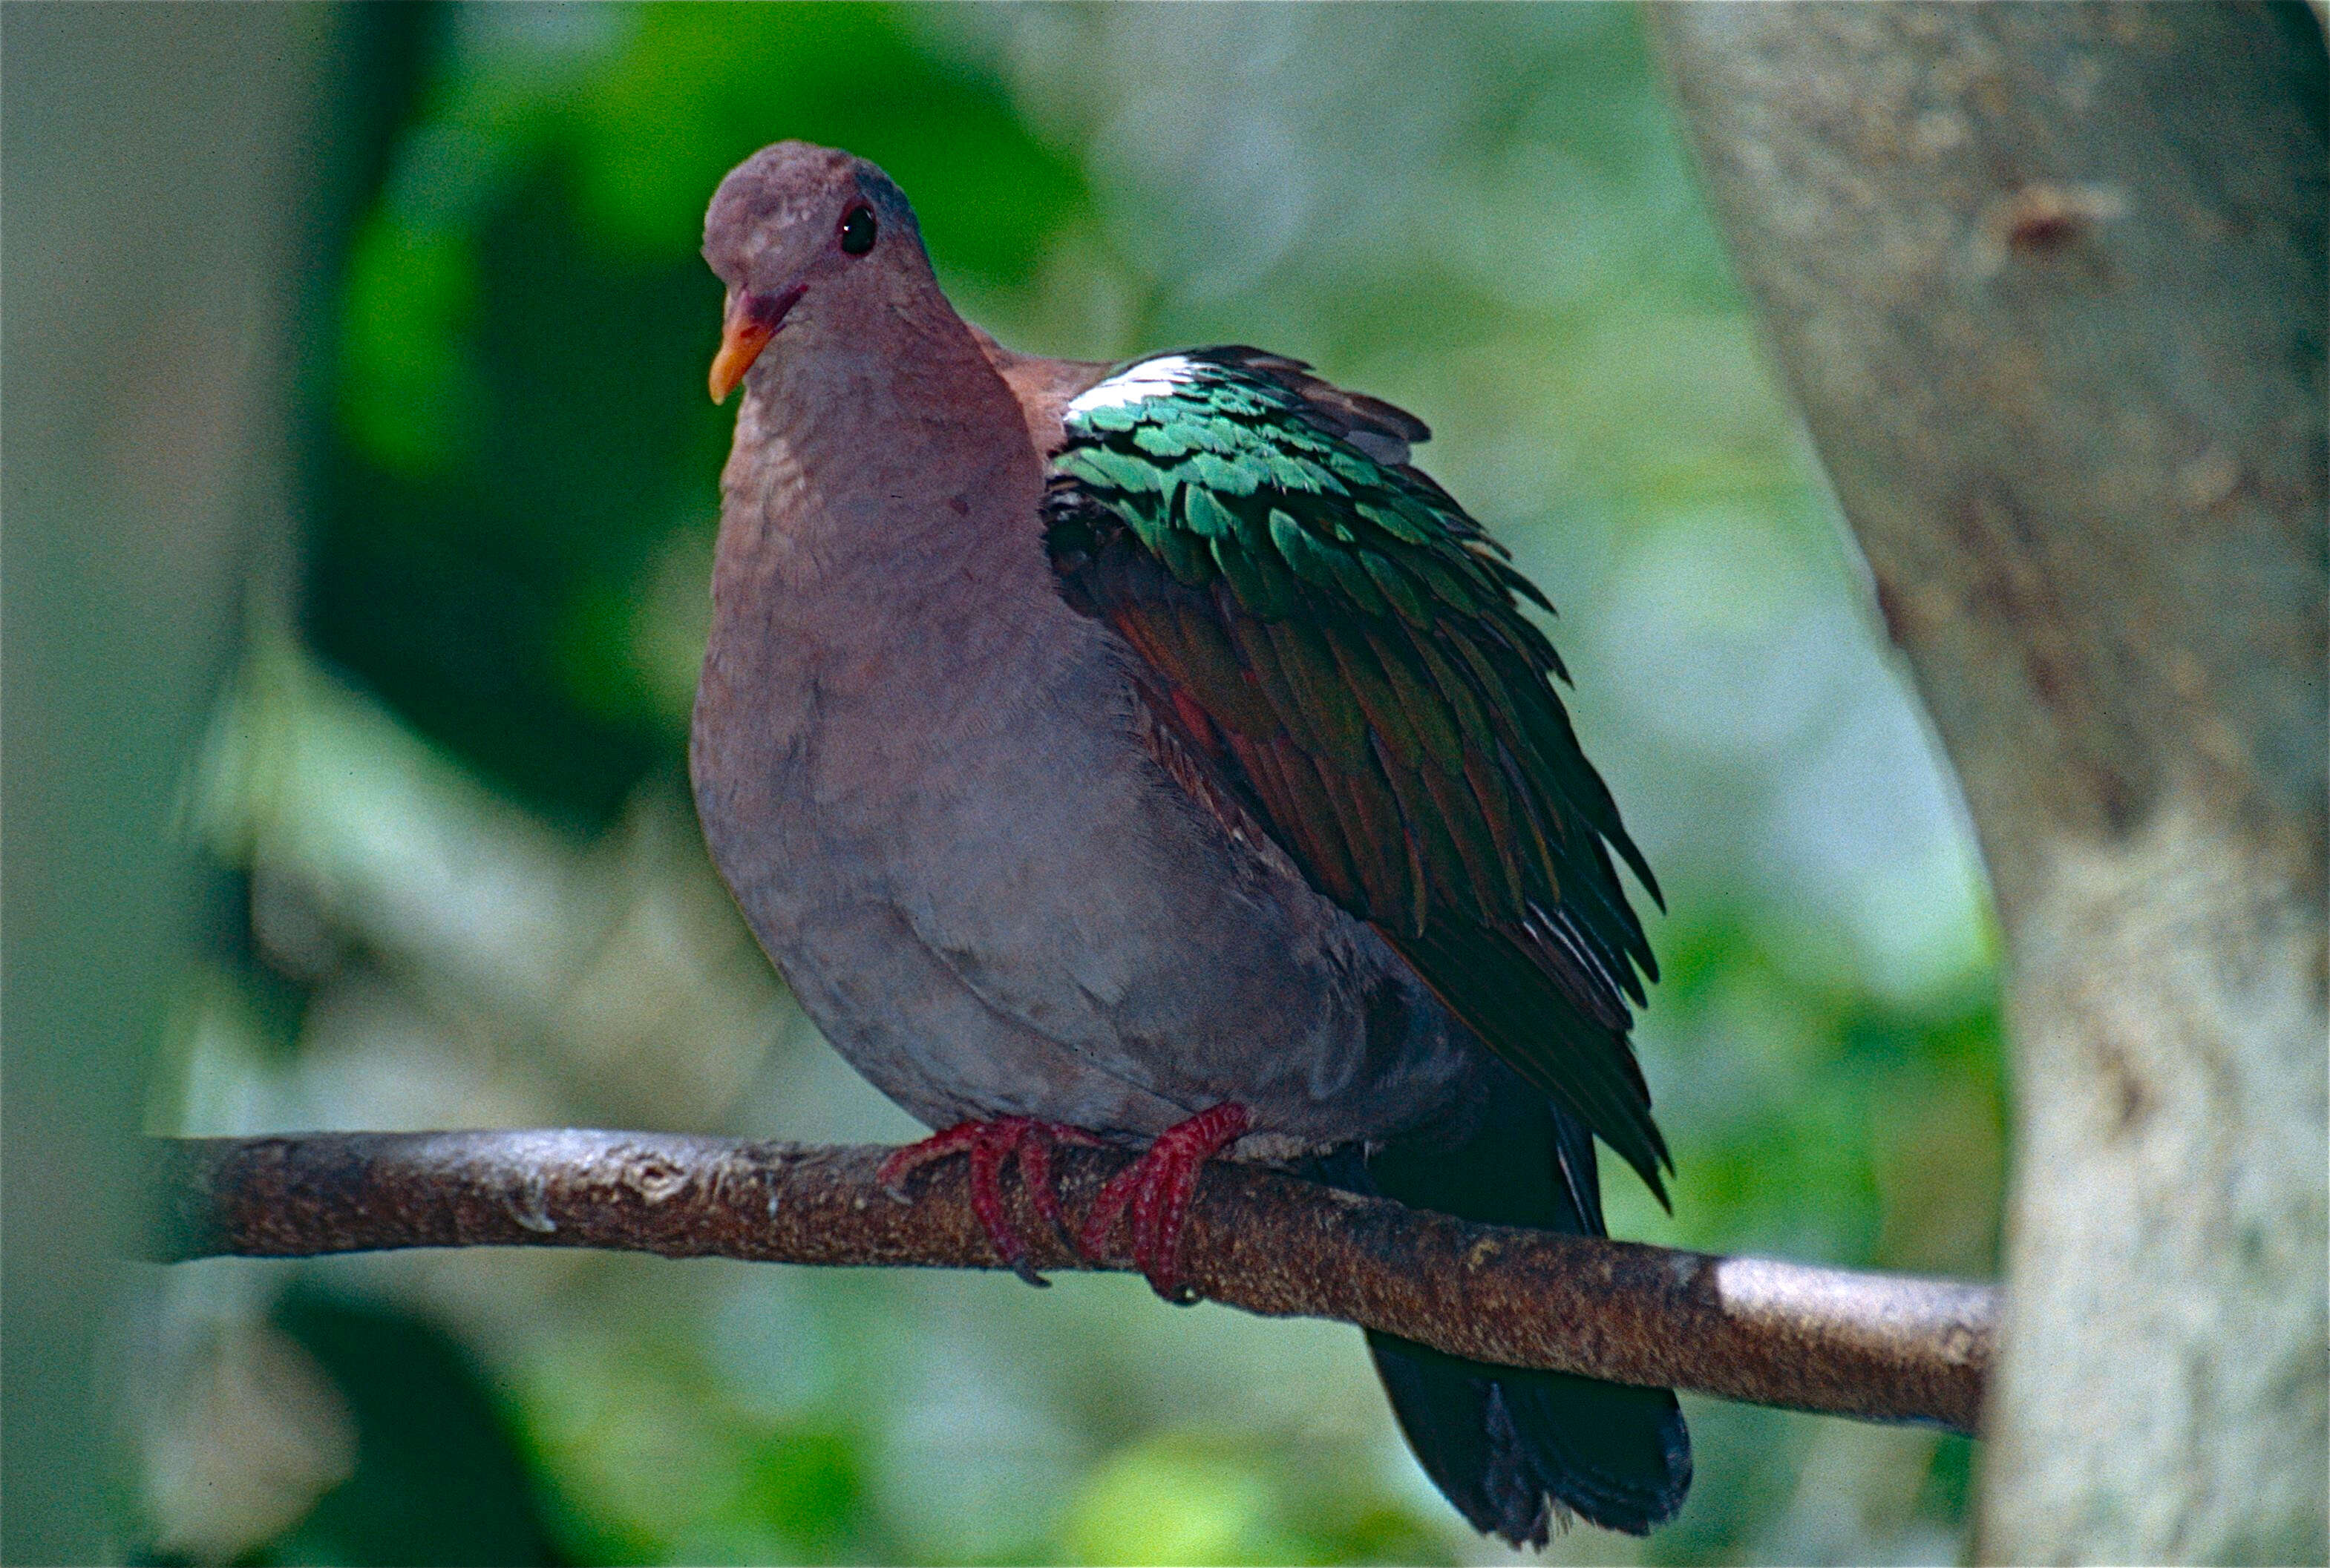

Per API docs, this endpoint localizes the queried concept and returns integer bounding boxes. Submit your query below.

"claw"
[1077,1103,1251,1302]
[877,1117,1103,1286]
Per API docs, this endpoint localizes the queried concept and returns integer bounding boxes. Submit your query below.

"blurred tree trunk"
[1649,5,2327,1562]
[1,7,341,1557]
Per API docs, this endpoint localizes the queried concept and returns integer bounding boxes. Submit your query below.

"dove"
[692,142,1688,1541]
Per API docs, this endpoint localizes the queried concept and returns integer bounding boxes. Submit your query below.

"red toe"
[1077,1103,1250,1300]
[964,1129,1024,1272]
[878,1117,1102,1285]
[877,1121,978,1193]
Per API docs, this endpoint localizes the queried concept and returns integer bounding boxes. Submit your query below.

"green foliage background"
[142,7,2003,1564]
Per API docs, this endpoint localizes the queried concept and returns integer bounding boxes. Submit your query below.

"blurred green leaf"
[1064,1437,1275,1567]
[338,216,484,478]
[726,1424,871,1561]
[264,1293,560,1567]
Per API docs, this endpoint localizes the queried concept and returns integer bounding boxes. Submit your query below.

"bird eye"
[838,202,877,256]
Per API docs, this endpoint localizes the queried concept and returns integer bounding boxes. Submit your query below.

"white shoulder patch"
[1065,354,1198,418]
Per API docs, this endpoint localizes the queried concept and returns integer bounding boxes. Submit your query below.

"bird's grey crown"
[701,141,923,282]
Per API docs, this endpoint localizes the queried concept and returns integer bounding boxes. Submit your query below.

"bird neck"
[719,278,1038,601]
[702,270,1068,770]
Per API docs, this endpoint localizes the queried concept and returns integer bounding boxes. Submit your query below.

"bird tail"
[1326,1085,1690,1543]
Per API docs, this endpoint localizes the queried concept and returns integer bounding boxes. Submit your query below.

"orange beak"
[708,283,804,403]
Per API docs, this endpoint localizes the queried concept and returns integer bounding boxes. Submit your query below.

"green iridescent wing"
[1044,347,1672,1200]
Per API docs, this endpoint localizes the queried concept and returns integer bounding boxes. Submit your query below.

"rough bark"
[1648,6,2327,1563]
[151,1129,1995,1434]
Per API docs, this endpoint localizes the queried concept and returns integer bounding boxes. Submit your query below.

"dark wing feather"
[1046,348,1670,1200]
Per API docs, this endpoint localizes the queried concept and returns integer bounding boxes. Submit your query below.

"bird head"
[701,142,929,403]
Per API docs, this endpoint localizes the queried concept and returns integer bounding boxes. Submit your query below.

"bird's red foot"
[877,1117,1105,1287]
[1076,1102,1251,1303]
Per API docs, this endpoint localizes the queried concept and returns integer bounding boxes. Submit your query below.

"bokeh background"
[14,5,2004,1564]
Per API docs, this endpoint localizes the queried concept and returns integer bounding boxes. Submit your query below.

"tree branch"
[151,1129,1992,1434]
